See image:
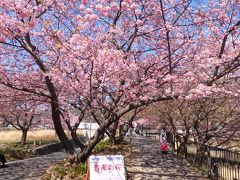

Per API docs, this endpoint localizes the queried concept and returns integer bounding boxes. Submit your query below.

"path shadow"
[0,164,8,168]
[0,151,68,180]
[126,136,208,180]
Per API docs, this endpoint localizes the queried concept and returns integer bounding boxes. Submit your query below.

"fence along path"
[176,139,240,180]
[210,147,240,180]
[125,136,207,180]
[146,131,240,179]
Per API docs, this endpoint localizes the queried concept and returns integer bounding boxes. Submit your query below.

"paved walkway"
[125,136,208,180]
[0,137,208,180]
[0,151,68,180]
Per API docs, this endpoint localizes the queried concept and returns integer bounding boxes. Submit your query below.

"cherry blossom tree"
[0,0,239,163]
[54,0,239,162]
[60,107,86,150]
[0,86,47,145]
[150,97,240,160]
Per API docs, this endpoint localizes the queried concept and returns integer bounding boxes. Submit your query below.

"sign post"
[89,155,126,180]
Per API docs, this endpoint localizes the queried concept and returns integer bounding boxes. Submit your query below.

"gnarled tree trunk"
[21,129,28,145]
[183,135,188,159]
[20,35,75,157]
[195,142,207,164]
[46,78,75,156]
[65,120,86,150]
[115,109,139,144]
[108,121,119,145]
[77,127,105,163]
[76,116,118,163]
[116,122,130,144]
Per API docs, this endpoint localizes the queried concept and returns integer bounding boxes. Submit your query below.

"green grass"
[69,163,88,176]
[0,143,29,160]
[93,140,111,153]
[53,166,67,177]
[0,140,58,161]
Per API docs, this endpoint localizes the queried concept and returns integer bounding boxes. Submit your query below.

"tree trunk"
[109,131,117,145]
[116,123,130,144]
[109,121,119,145]
[183,136,188,159]
[76,115,119,163]
[77,128,105,163]
[21,129,28,145]
[20,36,75,157]
[51,100,75,155]
[46,78,75,156]
[176,134,180,155]
[115,108,138,144]
[195,143,206,164]
[71,130,85,150]
[64,120,85,151]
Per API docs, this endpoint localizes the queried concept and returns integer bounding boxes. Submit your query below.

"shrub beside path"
[125,136,208,180]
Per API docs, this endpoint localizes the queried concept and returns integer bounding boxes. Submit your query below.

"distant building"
[78,122,99,130]
[78,122,99,139]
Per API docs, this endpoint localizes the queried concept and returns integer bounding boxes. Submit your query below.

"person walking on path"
[160,127,167,143]
[129,122,134,136]
[126,136,208,179]
[134,123,140,135]
[160,127,168,153]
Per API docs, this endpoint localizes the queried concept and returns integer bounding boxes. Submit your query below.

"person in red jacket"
[160,127,168,153]
[161,140,168,153]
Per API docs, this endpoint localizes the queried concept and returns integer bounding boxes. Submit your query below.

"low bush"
[42,140,131,179]
[0,140,58,161]
[42,161,87,180]
[0,143,30,160]
[69,163,88,176]
[53,166,67,177]
[93,140,111,153]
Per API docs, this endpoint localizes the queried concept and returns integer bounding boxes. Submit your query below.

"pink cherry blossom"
[130,3,137,11]
[0,0,239,160]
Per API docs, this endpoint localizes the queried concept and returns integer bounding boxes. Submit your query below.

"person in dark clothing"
[134,123,140,134]
[0,153,7,167]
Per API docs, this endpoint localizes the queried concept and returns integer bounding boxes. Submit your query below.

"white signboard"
[89,155,125,180]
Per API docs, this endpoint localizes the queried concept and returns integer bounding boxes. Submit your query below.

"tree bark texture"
[21,129,28,145]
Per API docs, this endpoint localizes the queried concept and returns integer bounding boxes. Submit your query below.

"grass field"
[0,129,58,144]
[0,129,84,161]
[0,129,84,144]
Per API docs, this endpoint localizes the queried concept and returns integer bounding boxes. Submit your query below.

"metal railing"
[144,131,240,180]
[176,136,240,180]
